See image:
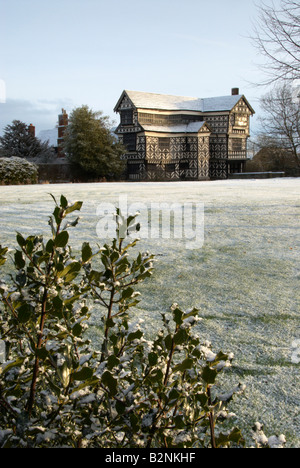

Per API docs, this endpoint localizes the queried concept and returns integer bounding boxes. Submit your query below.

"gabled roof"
[120,90,202,111]
[114,90,255,114]
[201,95,253,113]
[38,128,58,147]
[141,121,211,134]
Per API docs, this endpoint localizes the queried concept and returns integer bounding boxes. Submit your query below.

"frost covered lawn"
[0,178,299,446]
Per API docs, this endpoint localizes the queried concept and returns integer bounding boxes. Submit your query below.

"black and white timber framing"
[114,89,255,181]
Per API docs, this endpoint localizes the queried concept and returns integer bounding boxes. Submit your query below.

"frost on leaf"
[252,423,286,448]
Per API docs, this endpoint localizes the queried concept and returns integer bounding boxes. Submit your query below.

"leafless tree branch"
[251,0,300,86]
[259,83,300,163]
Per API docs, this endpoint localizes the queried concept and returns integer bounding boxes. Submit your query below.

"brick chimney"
[28,124,35,137]
[57,109,68,158]
[232,88,239,96]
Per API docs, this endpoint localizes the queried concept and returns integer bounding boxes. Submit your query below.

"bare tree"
[252,0,300,85]
[259,83,300,164]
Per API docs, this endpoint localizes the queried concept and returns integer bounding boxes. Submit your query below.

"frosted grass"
[0,178,299,446]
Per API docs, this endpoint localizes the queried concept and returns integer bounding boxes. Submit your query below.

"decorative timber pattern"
[114,90,254,181]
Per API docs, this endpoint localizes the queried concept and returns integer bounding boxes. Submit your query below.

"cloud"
[0,98,74,136]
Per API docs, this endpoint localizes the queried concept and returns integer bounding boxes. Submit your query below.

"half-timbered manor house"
[114,89,255,180]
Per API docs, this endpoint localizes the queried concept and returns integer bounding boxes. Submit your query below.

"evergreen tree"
[63,106,125,179]
[0,120,54,161]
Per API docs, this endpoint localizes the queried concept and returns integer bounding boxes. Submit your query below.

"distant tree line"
[0,107,126,183]
[251,0,300,172]
[0,120,54,162]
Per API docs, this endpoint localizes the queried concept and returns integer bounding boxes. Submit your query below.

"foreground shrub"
[0,157,38,185]
[0,196,286,448]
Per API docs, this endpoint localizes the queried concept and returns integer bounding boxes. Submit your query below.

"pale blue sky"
[0,0,281,137]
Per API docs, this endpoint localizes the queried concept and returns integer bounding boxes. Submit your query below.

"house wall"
[120,130,215,181]
[197,134,210,180]
[145,135,199,180]
[114,92,253,181]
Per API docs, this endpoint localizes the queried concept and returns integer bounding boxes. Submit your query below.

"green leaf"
[110,251,119,263]
[16,233,26,248]
[127,330,143,342]
[60,195,68,209]
[57,262,81,282]
[16,270,27,287]
[102,371,118,396]
[130,413,139,432]
[64,293,81,305]
[49,193,58,206]
[174,358,194,373]
[214,351,229,364]
[53,206,62,226]
[2,357,25,374]
[36,253,50,266]
[202,365,218,385]
[174,415,185,429]
[82,242,93,263]
[173,307,184,325]
[107,355,120,370]
[121,287,134,300]
[72,323,83,337]
[54,231,69,248]
[26,239,34,255]
[109,333,118,346]
[173,328,188,345]
[35,347,49,360]
[148,368,164,384]
[65,201,83,215]
[48,379,62,398]
[17,304,32,324]
[88,270,101,283]
[0,247,8,256]
[57,362,71,388]
[46,239,54,253]
[148,352,158,366]
[67,216,80,228]
[52,295,63,310]
[215,427,245,448]
[71,377,99,395]
[165,334,173,351]
[73,367,94,382]
[106,318,115,329]
[56,262,65,273]
[183,307,199,319]
[169,388,180,401]
[196,393,209,408]
[14,250,25,269]
[116,400,126,415]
